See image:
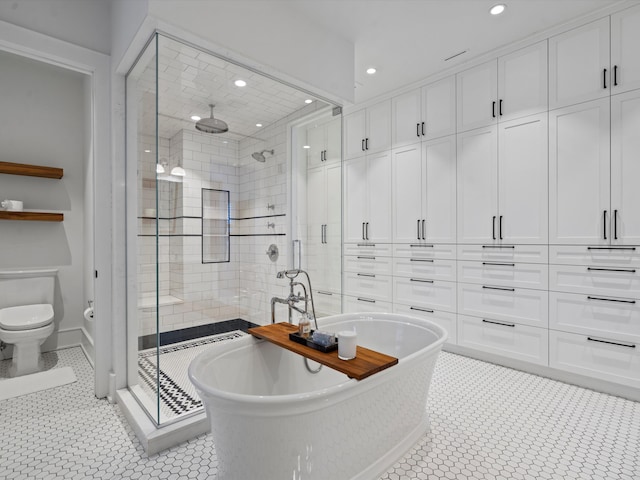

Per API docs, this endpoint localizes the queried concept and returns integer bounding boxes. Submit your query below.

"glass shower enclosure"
[125,33,343,426]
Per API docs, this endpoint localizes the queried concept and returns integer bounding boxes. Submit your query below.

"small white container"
[338,330,357,360]
[1,200,23,211]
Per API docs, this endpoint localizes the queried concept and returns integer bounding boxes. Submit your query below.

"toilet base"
[0,322,54,378]
[9,340,45,377]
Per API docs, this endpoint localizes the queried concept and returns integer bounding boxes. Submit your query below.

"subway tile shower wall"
[137,101,323,335]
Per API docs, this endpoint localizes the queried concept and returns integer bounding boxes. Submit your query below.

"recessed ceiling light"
[303,145,311,149]
[190,115,201,121]
[490,4,506,15]
[256,123,263,127]
[234,79,247,87]
[144,149,151,153]
[366,67,377,75]
[305,99,313,104]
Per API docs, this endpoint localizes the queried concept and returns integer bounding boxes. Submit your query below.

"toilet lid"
[0,304,54,331]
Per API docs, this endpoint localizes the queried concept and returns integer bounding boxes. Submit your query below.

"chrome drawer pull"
[357,256,376,260]
[357,273,375,278]
[410,306,434,313]
[482,245,515,249]
[482,319,515,327]
[587,246,636,251]
[317,291,333,296]
[587,337,635,349]
[410,244,434,248]
[410,258,434,262]
[410,278,434,283]
[587,296,636,304]
[482,262,515,267]
[357,297,376,303]
[587,267,636,273]
[356,243,376,247]
[482,285,515,292]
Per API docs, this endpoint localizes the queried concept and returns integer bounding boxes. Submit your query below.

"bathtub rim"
[188,312,446,412]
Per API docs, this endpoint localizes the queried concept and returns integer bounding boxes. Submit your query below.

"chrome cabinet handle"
[603,68,608,89]
[421,122,425,136]
[614,65,618,86]
[365,138,369,150]
[417,123,420,137]
[614,209,618,240]
[417,219,421,240]
[482,245,515,249]
[317,291,333,296]
[499,215,503,240]
[410,278,434,283]
[588,337,635,349]
[499,99,503,116]
[357,256,376,260]
[422,219,426,240]
[361,139,365,151]
[410,258,434,262]
[603,210,607,240]
[357,297,376,303]
[365,222,370,240]
[587,246,635,251]
[492,216,496,240]
[587,296,636,304]
[362,222,366,240]
[482,319,515,327]
[482,262,515,267]
[410,244,434,247]
[492,101,496,118]
[357,273,375,278]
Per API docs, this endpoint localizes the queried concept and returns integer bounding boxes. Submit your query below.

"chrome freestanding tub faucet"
[271,269,318,329]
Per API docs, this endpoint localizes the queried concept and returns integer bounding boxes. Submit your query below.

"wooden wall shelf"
[0,161,64,179]
[0,211,64,222]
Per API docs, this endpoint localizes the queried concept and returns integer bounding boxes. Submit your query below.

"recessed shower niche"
[125,33,342,425]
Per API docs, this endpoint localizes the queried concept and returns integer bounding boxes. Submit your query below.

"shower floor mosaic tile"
[1,346,638,479]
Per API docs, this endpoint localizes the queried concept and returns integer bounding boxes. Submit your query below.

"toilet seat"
[0,304,54,330]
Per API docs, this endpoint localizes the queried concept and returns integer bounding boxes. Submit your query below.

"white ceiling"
[287,0,625,103]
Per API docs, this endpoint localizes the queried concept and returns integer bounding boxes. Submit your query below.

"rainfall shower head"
[195,104,229,134]
[251,149,274,162]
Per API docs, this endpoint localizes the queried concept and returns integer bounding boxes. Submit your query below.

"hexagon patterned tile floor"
[1,346,638,479]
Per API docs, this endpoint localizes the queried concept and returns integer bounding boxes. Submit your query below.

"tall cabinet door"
[366,151,393,242]
[344,109,366,160]
[392,89,422,148]
[424,76,456,140]
[392,143,424,243]
[325,117,342,164]
[343,157,368,242]
[366,99,392,154]
[498,41,548,122]
[306,124,325,169]
[549,18,610,109]
[425,136,457,243]
[611,3,640,95]
[549,99,611,245]
[498,113,548,244]
[325,163,343,288]
[306,167,326,244]
[611,90,640,245]
[457,127,498,244]
[457,60,498,133]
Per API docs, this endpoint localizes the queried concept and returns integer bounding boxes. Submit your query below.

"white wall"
[0,0,111,55]
[0,49,88,352]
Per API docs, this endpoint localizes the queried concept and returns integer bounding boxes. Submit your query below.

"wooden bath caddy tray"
[248,323,398,380]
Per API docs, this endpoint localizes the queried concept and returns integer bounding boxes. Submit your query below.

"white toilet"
[0,269,57,377]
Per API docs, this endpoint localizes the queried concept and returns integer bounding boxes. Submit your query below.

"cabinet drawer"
[393,303,457,345]
[549,264,640,297]
[457,283,548,328]
[313,290,342,318]
[393,258,456,281]
[458,314,548,366]
[457,260,548,289]
[393,243,456,260]
[344,243,392,257]
[549,245,640,267]
[457,244,548,263]
[549,291,640,343]
[344,255,393,275]
[344,272,392,302]
[393,277,456,313]
[549,330,640,388]
[343,295,392,314]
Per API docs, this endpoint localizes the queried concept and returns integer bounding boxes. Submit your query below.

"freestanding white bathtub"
[188,313,446,480]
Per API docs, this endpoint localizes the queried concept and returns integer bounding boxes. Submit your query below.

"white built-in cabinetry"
[344,99,391,159]
[306,116,341,169]
[339,3,640,397]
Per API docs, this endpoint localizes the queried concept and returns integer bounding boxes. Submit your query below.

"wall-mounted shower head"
[195,104,229,134]
[251,149,275,162]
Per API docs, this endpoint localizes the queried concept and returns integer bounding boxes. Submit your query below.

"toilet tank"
[0,269,58,309]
